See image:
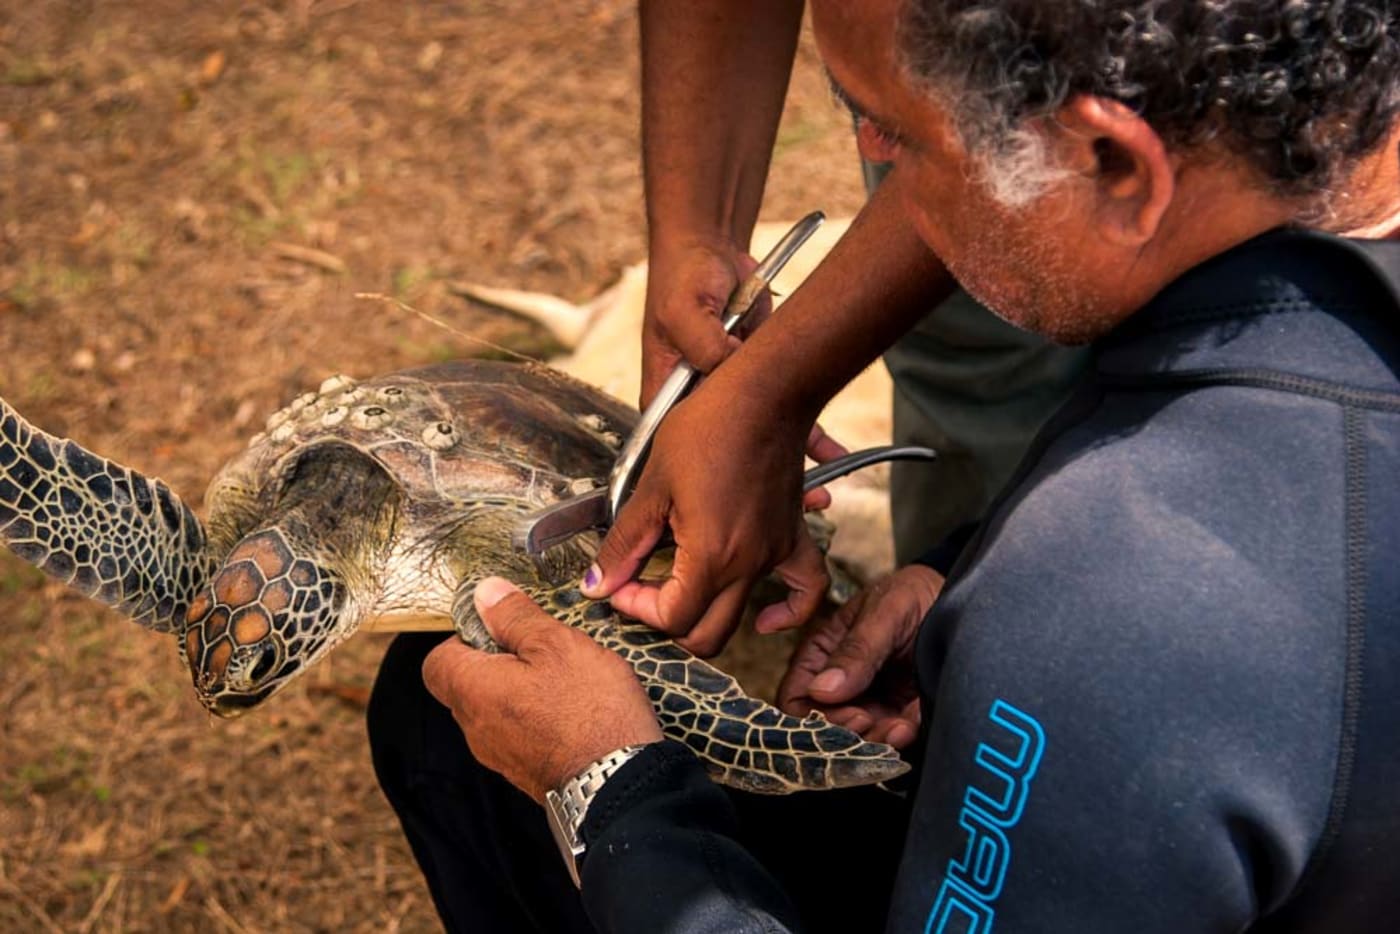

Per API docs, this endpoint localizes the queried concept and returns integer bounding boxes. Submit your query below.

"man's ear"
[1051,96,1173,246]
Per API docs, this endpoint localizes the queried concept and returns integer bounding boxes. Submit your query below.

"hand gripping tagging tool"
[510,211,936,556]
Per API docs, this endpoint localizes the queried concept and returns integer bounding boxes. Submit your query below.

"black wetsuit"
[369,230,1400,933]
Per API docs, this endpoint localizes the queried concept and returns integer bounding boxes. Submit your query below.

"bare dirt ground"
[0,2,867,930]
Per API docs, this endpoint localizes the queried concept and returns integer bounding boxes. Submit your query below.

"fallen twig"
[0,854,65,934]
[76,871,121,934]
[270,242,347,274]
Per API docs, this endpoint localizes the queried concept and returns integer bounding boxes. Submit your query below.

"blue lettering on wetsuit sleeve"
[925,700,1046,934]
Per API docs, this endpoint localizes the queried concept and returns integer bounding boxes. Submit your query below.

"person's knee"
[367,632,484,796]
[368,632,438,737]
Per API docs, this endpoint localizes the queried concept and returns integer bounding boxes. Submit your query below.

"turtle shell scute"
[206,359,639,518]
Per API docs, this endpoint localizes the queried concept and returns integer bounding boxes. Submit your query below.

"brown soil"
[0,2,866,930]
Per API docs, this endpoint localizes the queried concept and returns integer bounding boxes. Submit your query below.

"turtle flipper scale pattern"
[0,398,215,633]
[518,585,910,794]
[598,615,908,793]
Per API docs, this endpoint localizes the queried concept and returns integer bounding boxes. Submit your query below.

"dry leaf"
[416,41,443,73]
[158,877,190,914]
[199,50,227,85]
[59,820,111,858]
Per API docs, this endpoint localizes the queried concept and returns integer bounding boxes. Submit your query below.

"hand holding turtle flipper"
[776,565,945,750]
[423,577,664,804]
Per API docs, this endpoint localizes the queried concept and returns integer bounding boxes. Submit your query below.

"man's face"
[810,0,1126,342]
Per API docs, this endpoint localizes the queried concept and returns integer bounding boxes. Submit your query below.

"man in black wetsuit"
[369,1,1400,931]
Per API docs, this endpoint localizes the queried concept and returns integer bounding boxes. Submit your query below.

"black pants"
[367,633,911,934]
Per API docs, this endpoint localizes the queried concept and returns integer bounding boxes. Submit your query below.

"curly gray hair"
[897,0,1400,207]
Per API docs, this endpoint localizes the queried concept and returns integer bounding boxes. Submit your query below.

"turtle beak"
[208,690,274,717]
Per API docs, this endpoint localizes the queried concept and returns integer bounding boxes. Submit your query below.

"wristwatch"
[545,744,650,887]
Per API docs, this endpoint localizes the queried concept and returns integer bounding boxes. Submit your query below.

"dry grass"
[0,1,866,929]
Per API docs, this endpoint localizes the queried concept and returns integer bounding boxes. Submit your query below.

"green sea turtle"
[0,360,907,793]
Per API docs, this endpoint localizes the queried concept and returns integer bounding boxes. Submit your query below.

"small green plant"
[0,560,45,594]
[774,118,828,155]
[1,283,37,310]
[3,57,53,87]
[392,265,434,300]
[393,336,460,363]
[263,151,313,205]
[25,371,57,404]
[231,205,287,249]
[112,222,156,269]
[10,260,99,309]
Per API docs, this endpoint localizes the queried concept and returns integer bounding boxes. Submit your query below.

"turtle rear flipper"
[0,398,214,633]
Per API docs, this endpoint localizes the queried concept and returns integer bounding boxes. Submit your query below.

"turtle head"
[181,527,350,716]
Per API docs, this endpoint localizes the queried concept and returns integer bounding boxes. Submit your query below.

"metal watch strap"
[545,744,649,887]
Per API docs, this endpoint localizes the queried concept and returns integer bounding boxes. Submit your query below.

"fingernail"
[581,565,601,593]
[812,668,846,695]
[474,577,517,610]
[887,723,915,748]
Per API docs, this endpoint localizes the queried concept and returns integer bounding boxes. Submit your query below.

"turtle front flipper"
[0,397,215,633]
[449,573,498,652]
[450,578,909,794]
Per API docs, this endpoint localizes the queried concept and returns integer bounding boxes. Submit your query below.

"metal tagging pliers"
[510,211,936,556]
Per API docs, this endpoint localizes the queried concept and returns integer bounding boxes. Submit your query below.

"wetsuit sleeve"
[579,741,803,934]
[888,469,1344,933]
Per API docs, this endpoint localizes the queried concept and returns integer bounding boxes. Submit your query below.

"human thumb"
[473,576,556,653]
[809,620,899,704]
[581,502,665,599]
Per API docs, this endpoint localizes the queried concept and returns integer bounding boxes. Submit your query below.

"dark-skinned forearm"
[640,0,805,249]
[711,182,954,426]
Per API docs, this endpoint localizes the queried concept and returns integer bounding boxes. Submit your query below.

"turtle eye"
[249,642,279,684]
